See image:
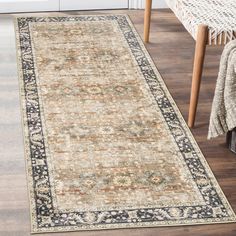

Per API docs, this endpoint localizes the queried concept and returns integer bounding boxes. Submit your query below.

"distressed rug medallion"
[15,15,236,233]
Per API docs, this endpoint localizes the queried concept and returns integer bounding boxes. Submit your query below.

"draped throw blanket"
[208,40,236,139]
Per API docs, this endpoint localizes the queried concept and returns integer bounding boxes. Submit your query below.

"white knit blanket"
[208,40,236,139]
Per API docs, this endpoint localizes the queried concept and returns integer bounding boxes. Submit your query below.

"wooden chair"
[144,0,236,128]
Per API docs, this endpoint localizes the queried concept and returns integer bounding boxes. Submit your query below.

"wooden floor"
[0,9,236,236]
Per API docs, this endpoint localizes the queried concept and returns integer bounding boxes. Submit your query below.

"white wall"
[129,0,168,9]
[0,0,59,13]
[0,0,167,13]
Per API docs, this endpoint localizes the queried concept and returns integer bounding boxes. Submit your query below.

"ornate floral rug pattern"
[15,15,236,233]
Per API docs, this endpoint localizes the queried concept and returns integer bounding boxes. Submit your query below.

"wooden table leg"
[144,0,152,43]
[188,25,208,128]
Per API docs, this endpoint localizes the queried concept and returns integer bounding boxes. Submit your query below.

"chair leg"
[144,0,152,43]
[188,25,208,128]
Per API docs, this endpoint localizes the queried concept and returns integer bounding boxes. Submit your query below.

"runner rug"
[15,15,236,233]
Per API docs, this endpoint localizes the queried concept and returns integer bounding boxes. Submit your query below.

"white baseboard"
[152,0,168,8]
[61,0,128,10]
[129,0,168,9]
